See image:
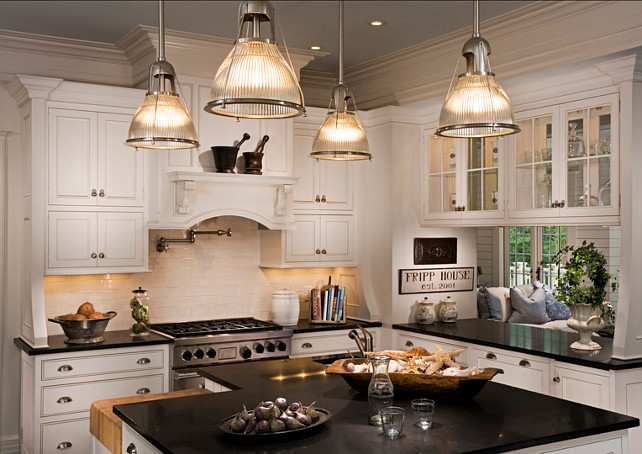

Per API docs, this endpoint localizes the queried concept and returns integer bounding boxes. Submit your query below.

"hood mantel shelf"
[154,171,299,230]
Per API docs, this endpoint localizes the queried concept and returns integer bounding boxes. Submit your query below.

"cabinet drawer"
[123,423,160,454]
[397,334,468,366]
[42,349,165,380]
[42,374,164,417]
[471,347,550,394]
[291,330,377,356]
[41,417,90,454]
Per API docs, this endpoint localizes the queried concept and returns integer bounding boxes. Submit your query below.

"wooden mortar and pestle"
[243,135,269,175]
[211,132,250,173]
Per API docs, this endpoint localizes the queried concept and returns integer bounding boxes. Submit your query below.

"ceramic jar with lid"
[415,298,435,325]
[130,287,150,336]
[271,289,300,326]
[439,296,458,323]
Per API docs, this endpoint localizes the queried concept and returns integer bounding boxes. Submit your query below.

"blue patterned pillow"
[477,285,491,319]
[533,282,571,321]
[508,287,550,324]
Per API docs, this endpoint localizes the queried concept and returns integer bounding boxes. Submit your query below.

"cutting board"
[90,388,212,454]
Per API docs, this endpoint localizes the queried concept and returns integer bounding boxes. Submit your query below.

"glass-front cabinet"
[509,93,619,221]
[422,127,504,223]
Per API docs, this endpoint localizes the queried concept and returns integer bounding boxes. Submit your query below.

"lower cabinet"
[21,344,169,454]
[122,424,161,454]
[291,328,379,358]
[551,361,611,409]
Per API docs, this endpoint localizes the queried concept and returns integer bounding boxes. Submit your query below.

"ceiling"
[0,1,532,73]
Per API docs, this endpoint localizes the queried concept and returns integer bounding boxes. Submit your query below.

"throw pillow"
[485,288,504,322]
[477,285,491,319]
[508,287,550,324]
[532,281,571,321]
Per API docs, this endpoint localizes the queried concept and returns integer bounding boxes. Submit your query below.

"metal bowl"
[48,311,117,344]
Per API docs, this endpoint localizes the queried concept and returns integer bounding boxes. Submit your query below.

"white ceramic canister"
[271,289,300,326]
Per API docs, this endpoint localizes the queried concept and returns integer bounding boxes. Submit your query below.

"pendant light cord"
[158,0,165,60]
[339,0,344,85]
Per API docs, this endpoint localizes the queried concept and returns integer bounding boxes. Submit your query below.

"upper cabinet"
[508,93,619,222]
[48,109,144,207]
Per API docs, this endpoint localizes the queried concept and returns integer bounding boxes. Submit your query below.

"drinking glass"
[411,398,435,430]
[380,406,405,439]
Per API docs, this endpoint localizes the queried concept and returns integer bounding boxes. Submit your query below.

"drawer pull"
[126,443,138,454]
[57,441,72,450]
[57,365,73,372]
[137,357,151,365]
[519,359,531,368]
[301,342,313,349]
[56,396,73,404]
[405,340,414,347]
[136,387,151,395]
[485,352,497,360]
[553,376,561,383]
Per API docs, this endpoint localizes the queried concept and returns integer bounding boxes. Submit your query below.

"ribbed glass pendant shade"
[436,73,519,138]
[127,93,199,149]
[205,40,304,119]
[310,112,370,161]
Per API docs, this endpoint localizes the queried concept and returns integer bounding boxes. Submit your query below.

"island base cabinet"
[122,424,161,454]
[513,431,627,454]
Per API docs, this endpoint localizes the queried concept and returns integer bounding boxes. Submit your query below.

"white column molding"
[174,180,195,216]
[0,130,8,442]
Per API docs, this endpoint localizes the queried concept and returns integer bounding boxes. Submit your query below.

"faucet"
[348,325,374,357]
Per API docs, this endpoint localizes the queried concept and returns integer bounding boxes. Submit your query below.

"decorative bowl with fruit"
[48,302,116,344]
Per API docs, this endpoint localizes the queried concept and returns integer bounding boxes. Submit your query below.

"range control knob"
[240,346,252,360]
[193,349,204,360]
[265,341,275,353]
[276,340,287,352]
[254,343,265,354]
[206,348,217,359]
[181,350,193,361]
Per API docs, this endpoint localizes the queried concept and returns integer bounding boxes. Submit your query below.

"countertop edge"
[292,318,382,334]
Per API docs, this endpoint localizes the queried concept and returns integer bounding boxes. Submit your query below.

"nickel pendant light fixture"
[436,0,519,138]
[310,0,370,161]
[204,1,305,119]
[126,1,199,149]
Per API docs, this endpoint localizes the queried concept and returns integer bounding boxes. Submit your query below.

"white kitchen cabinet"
[122,424,162,454]
[48,211,145,273]
[21,344,169,454]
[48,109,144,207]
[551,361,611,409]
[395,332,469,366]
[291,328,379,358]
[508,93,619,222]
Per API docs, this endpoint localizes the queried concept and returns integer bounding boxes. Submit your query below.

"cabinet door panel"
[260,118,291,175]
[286,216,319,262]
[320,160,353,210]
[553,363,610,409]
[41,418,90,454]
[292,133,318,209]
[48,109,97,205]
[321,215,354,262]
[48,212,97,268]
[97,212,144,267]
[98,113,144,206]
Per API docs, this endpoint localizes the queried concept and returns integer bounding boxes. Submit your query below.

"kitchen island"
[113,357,638,454]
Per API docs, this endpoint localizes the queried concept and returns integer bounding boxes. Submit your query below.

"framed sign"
[399,267,475,294]
[413,238,457,265]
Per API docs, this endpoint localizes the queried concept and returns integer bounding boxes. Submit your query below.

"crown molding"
[7,75,62,106]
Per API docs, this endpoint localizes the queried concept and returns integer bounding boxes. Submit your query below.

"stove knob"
[193,348,204,360]
[240,346,252,360]
[254,343,265,354]
[181,350,193,361]
[276,340,287,352]
[206,348,217,359]
[264,341,275,353]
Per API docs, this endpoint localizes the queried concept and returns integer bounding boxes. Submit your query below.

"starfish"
[423,345,464,375]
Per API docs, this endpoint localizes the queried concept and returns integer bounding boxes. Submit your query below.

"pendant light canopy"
[436,1,519,138]
[127,1,199,149]
[310,0,370,161]
[205,1,305,119]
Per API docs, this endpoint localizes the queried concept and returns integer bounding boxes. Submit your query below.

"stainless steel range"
[151,318,293,390]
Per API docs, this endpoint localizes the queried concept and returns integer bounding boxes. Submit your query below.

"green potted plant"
[551,241,617,350]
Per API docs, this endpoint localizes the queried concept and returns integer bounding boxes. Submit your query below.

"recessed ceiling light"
[310,45,322,51]
[369,20,386,26]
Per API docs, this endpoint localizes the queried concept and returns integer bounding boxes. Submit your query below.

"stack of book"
[310,286,346,323]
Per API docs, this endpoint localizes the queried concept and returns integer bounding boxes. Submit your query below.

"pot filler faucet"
[349,325,374,357]
[156,228,232,252]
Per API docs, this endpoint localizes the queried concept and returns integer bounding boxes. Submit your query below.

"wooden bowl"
[325,358,503,401]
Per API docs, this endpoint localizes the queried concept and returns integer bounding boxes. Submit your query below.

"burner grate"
[151,317,283,338]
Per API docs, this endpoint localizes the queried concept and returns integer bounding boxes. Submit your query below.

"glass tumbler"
[411,398,435,430]
[380,406,405,439]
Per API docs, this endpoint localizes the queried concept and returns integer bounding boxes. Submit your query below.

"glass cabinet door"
[566,104,612,209]
[514,115,554,210]
[466,137,500,212]
[426,133,458,214]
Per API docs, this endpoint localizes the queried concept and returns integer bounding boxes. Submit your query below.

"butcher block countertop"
[90,389,212,454]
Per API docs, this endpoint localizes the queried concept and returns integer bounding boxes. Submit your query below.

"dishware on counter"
[130,287,150,336]
[211,132,251,173]
[380,406,405,439]
[243,134,269,175]
[415,298,435,325]
[271,289,300,326]
[48,311,117,344]
[411,398,435,429]
[439,296,458,322]
[368,355,394,426]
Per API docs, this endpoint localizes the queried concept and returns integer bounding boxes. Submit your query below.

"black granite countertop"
[14,330,172,355]
[113,357,638,454]
[292,318,382,334]
[393,319,642,371]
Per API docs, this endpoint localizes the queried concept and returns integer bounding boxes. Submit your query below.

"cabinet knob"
[315,195,321,203]
[321,195,327,203]
[99,189,105,197]
[485,352,497,360]
[553,376,560,383]
[559,199,565,208]
[518,359,531,368]
[553,200,559,208]
[57,364,73,372]
[321,249,326,254]
[136,387,151,395]
[315,249,321,255]
[460,205,466,212]
[98,252,105,259]
[301,342,313,349]
[56,396,73,404]
[91,189,97,197]
[126,443,138,454]
[91,252,97,259]
[57,441,72,450]
[137,357,151,365]
[405,340,414,347]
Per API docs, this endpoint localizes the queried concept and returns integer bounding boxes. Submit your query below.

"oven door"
[172,369,206,391]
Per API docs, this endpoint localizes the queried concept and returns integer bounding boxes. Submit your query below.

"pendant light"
[204,1,304,119]
[436,0,519,138]
[126,1,199,149]
[310,0,370,161]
